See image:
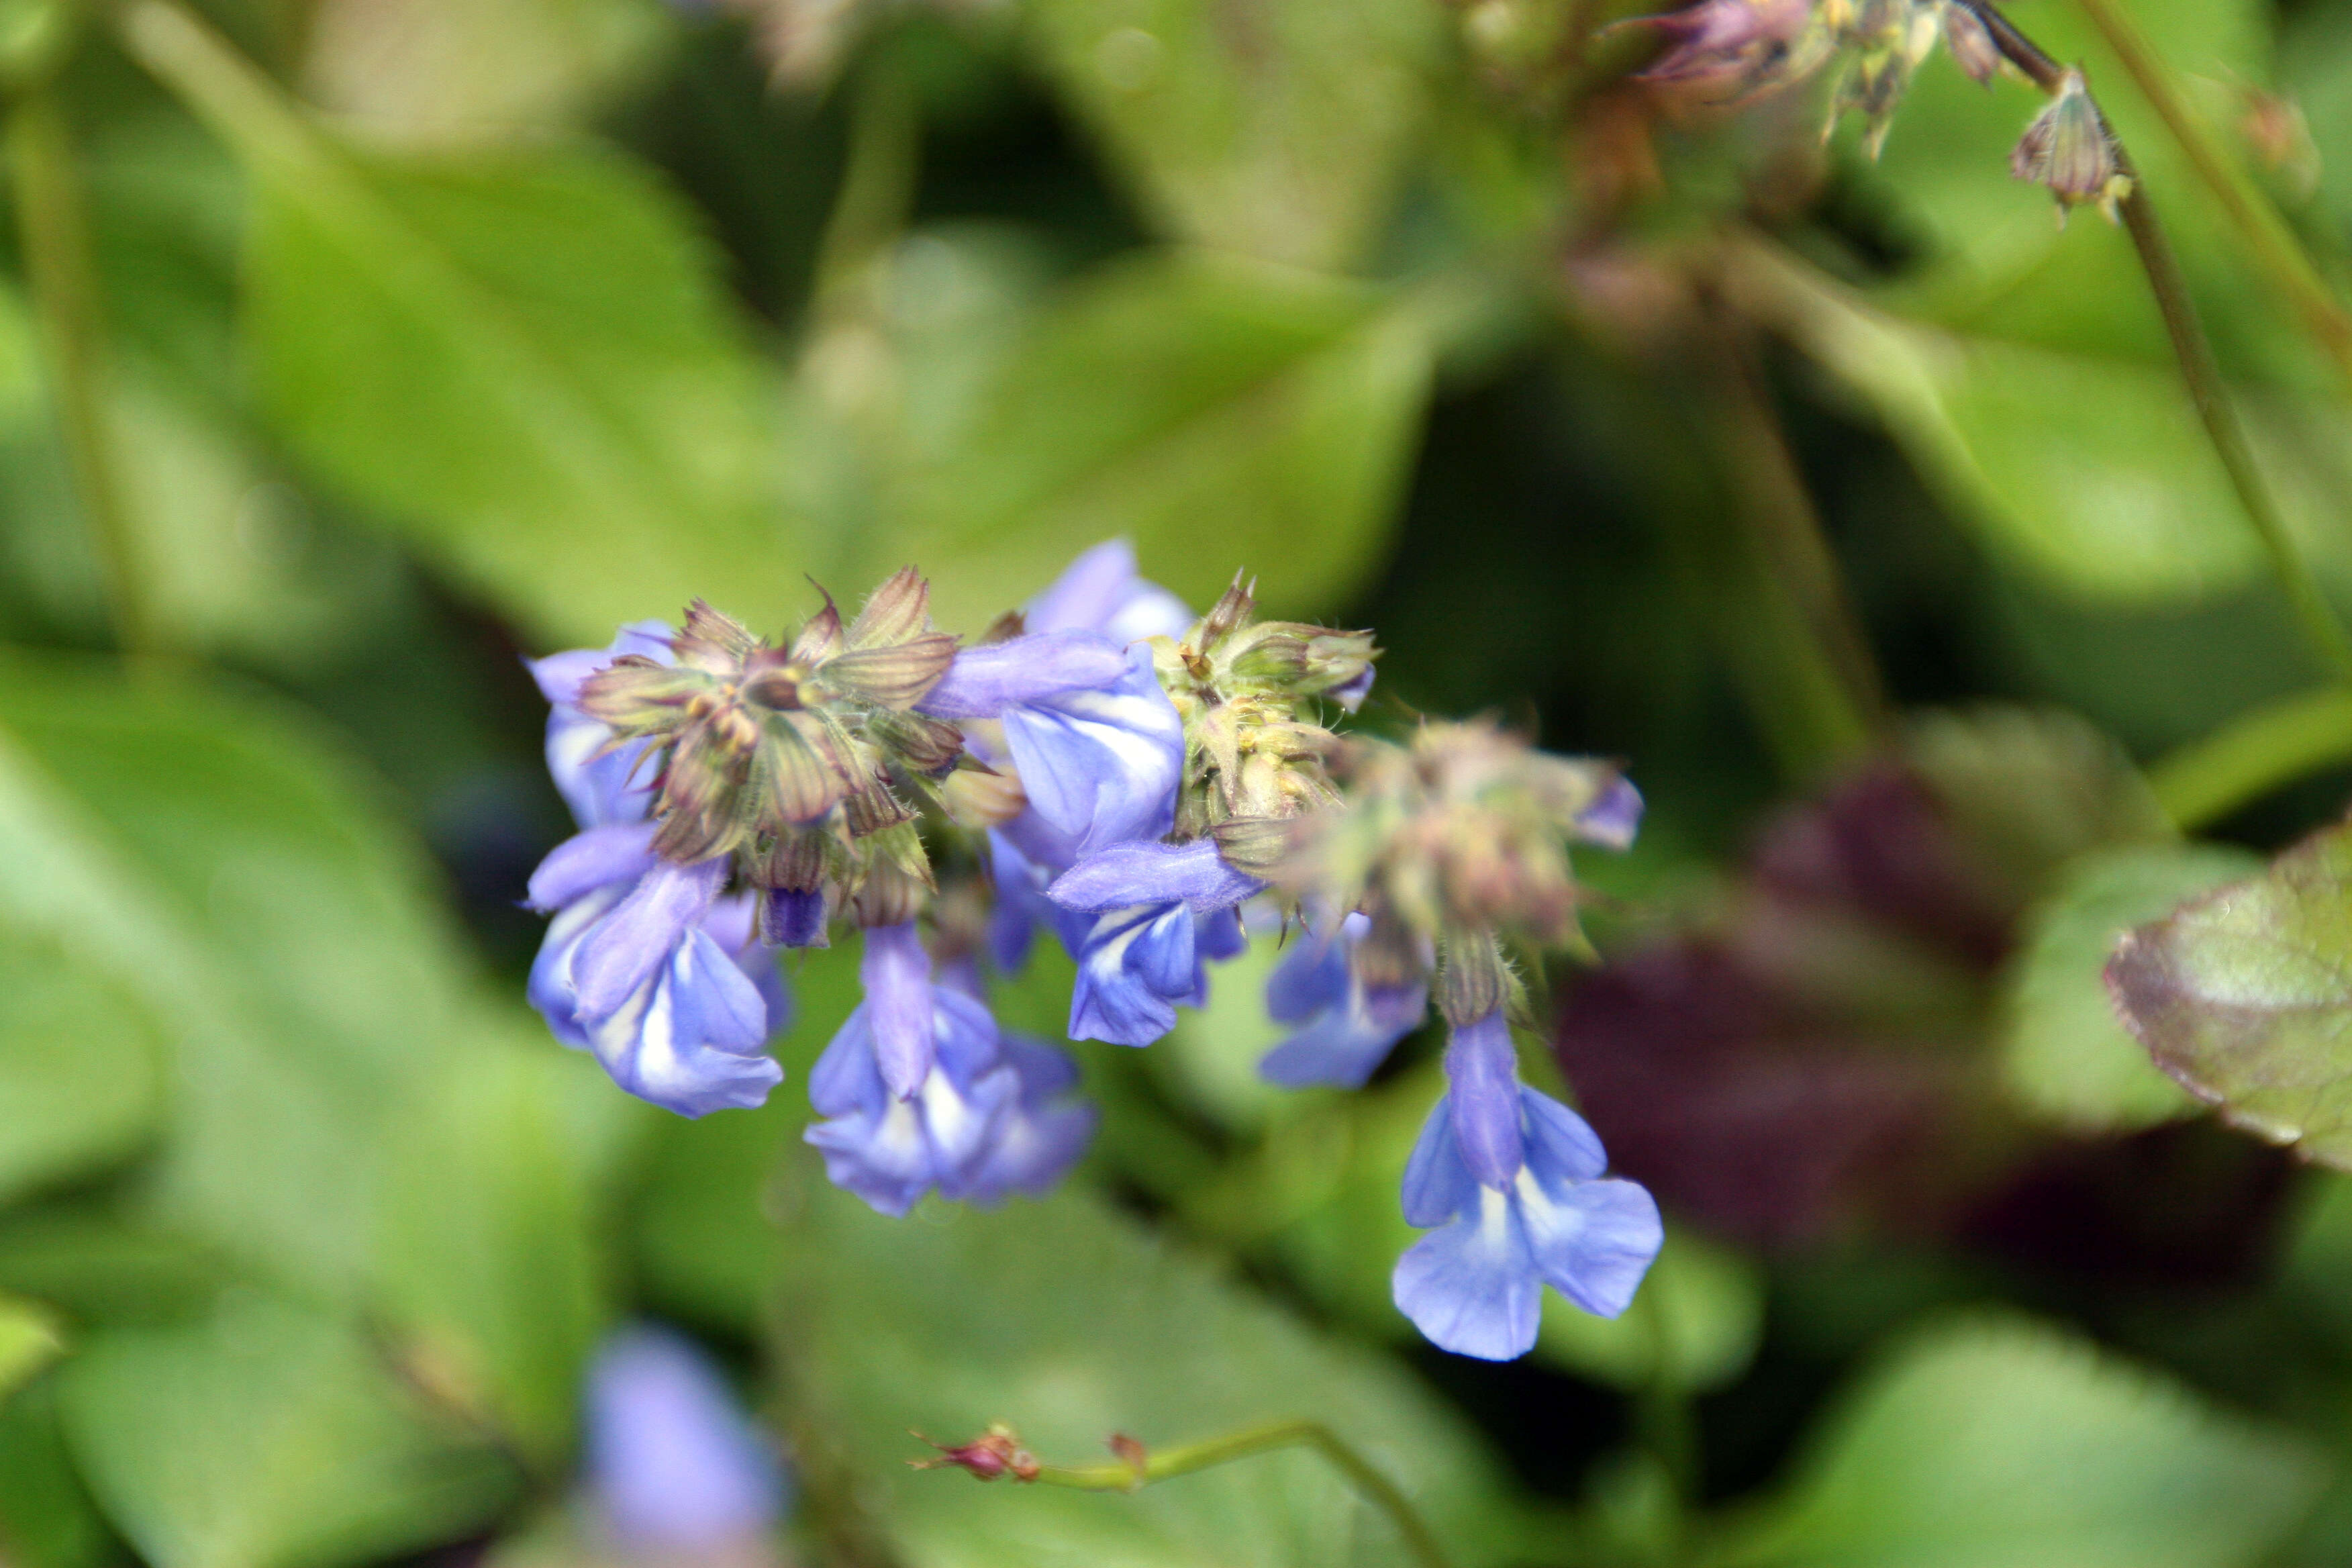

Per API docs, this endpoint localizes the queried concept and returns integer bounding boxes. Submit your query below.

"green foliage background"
[6,0,2352,1563]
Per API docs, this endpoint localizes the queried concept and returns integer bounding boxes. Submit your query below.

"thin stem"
[1026,1420,1455,1568]
[7,86,153,655]
[2148,685,2352,830]
[1950,0,2352,684]
[2064,0,2352,393]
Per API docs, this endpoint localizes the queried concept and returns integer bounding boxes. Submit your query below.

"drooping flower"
[805,923,1092,1214]
[2012,68,2131,222]
[1049,840,1260,1046]
[584,1324,787,1555]
[1391,1011,1663,1361]
[528,848,788,1117]
[1624,0,1828,99]
[1257,913,1430,1089]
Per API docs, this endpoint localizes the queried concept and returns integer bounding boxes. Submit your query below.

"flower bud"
[2012,69,2131,222]
[912,1423,1040,1483]
[1941,3,2001,85]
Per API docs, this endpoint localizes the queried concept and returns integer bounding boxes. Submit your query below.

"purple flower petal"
[585,1324,785,1551]
[1048,839,1262,915]
[1399,1093,1477,1228]
[1068,903,1193,1046]
[1519,1173,1663,1320]
[526,823,659,912]
[1443,1010,1525,1189]
[764,887,829,948]
[917,630,1132,720]
[861,922,936,1101]
[1576,777,1644,851]
[1000,644,1182,856]
[1329,665,1376,714]
[1259,981,1426,1089]
[1026,538,1192,644]
[587,928,783,1117]
[573,859,729,1026]
[1392,1187,1542,1361]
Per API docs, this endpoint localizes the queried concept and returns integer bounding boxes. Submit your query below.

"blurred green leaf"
[60,1292,514,1568]
[1747,243,2275,603]
[773,1152,1524,1568]
[0,1297,65,1408]
[2107,818,2352,1167]
[876,250,1437,624]
[127,0,796,646]
[0,656,470,1289]
[0,1206,226,1331]
[0,1378,121,1568]
[1708,1314,2327,1568]
[1019,0,1442,271]
[375,1016,646,1472]
[301,0,673,148]
[2000,842,2261,1132]
[0,930,163,1206]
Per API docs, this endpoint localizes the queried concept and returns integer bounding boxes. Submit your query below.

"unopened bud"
[912,1423,1040,1483]
[2012,69,2130,222]
[1941,3,2000,85]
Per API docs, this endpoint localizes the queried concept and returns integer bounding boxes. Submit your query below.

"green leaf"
[125,1,796,646]
[875,250,1436,626]
[0,654,470,1289]
[1708,1314,2327,1568]
[59,1293,515,1568]
[1745,245,2273,604]
[0,928,164,1206]
[1019,0,1442,271]
[2000,842,2262,1132]
[373,1014,646,1471]
[0,1378,120,1568]
[2108,818,2352,1166]
[773,1155,1524,1568]
[0,1297,66,1407]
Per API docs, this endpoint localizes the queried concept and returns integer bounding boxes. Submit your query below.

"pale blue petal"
[1520,1086,1609,1183]
[589,928,781,1118]
[1516,1171,1663,1320]
[1265,923,1352,1026]
[1069,906,1181,1046]
[1399,1093,1479,1228]
[861,921,935,1100]
[1000,645,1181,854]
[1392,1188,1542,1361]
[585,1324,785,1551]
[574,858,728,1026]
[918,631,1130,720]
[1048,840,1261,914]
[1259,981,1425,1089]
[527,822,658,912]
[1576,777,1644,851]
[1025,538,1191,643]
[528,885,625,1049]
[1443,1010,1524,1189]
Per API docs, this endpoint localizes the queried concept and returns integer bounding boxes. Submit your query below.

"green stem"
[1030,1420,1455,1568]
[7,86,152,655]
[2063,0,2352,394]
[1952,0,2352,685]
[2148,685,2352,830]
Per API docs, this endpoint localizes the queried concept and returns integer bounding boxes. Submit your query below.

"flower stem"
[2063,0,2352,393]
[1028,1419,1455,1568]
[6,85,154,656]
[1951,0,2352,685]
[2148,685,2352,830]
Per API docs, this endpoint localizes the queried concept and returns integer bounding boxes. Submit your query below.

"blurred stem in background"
[2151,684,2352,828]
[6,38,156,656]
[2068,0,2352,391]
[1657,307,1883,784]
[1955,0,2352,684]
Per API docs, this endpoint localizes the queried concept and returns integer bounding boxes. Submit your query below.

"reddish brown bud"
[911,1423,1040,1482]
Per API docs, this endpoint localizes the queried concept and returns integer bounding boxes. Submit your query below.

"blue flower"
[1258,914,1428,1089]
[1391,1011,1662,1361]
[1022,537,1193,644]
[584,1324,787,1553]
[1046,840,1257,1046]
[526,845,787,1118]
[807,923,1097,1214]
[1576,776,1645,852]
[530,621,673,829]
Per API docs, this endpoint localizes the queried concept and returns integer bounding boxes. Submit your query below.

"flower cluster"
[524,541,1661,1359]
